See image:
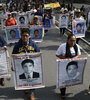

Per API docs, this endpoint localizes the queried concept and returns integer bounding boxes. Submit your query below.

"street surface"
[0,26,90,100]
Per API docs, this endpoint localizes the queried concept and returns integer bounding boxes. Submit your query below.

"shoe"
[29,92,35,100]
[88,85,90,94]
[24,90,29,94]
[0,78,5,86]
[60,94,66,99]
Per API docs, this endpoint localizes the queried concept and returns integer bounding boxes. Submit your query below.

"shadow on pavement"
[0,87,28,100]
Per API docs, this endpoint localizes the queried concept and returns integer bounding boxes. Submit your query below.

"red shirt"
[5,18,17,26]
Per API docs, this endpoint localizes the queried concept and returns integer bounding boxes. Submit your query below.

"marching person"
[12,28,40,100]
[30,15,41,25]
[5,12,17,26]
[56,34,81,99]
[0,34,7,86]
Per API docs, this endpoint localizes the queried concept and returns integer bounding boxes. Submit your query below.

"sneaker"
[60,94,66,99]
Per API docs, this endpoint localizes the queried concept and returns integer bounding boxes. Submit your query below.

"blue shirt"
[12,38,40,54]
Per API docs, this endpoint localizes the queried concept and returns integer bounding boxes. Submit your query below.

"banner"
[30,25,43,42]
[0,49,9,78]
[56,58,87,88]
[72,20,86,38]
[44,2,60,9]
[5,25,20,43]
[59,14,69,28]
[12,53,44,90]
[17,14,28,27]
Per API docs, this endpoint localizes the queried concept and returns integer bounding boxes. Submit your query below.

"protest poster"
[17,14,28,27]
[72,20,86,38]
[59,14,69,28]
[0,49,9,78]
[30,26,43,42]
[1,19,6,30]
[43,18,51,29]
[5,25,20,43]
[12,52,44,90]
[56,58,87,88]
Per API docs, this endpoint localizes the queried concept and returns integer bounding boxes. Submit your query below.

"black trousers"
[60,28,66,35]
[60,87,66,96]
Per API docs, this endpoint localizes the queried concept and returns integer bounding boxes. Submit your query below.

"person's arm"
[56,54,66,59]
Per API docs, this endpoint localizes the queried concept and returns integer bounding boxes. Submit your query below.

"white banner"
[0,49,9,78]
[56,58,87,88]
[12,52,44,90]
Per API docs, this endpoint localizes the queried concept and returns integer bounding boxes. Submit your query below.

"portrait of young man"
[76,23,82,33]
[19,16,25,24]
[19,59,40,80]
[10,29,16,39]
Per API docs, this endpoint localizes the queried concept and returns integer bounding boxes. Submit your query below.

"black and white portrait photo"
[17,15,28,27]
[56,58,87,88]
[59,14,69,28]
[12,53,44,90]
[19,59,40,80]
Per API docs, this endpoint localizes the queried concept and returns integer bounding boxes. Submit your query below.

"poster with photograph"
[30,26,43,42]
[1,19,6,30]
[0,49,9,78]
[72,20,86,38]
[56,58,87,88]
[59,14,69,28]
[12,53,44,90]
[5,25,20,43]
[43,18,51,28]
[17,14,28,27]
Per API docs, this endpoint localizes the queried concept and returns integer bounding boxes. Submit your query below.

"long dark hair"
[65,34,78,58]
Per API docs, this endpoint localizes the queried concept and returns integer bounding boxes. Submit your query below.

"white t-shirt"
[56,43,81,56]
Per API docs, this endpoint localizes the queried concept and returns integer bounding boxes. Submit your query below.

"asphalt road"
[0,26,90,100]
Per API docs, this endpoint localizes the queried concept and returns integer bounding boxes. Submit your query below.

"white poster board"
[59,14,69,28]
[17,14,28,27]
[72,20,86,38]
[12,53,44,90]
[5,25,20,43]
[0,49,9,78]
[56,58,87,88]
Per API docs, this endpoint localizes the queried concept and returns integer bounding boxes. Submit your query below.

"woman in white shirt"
[56,34,81,99]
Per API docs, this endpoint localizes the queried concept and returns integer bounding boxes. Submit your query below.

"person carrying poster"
[73,9,85,44]
[30,15,41,25]
[5,12,17,26]
[56,34,81,99]
[0,34,7,86]
[12,28,40,100]
[59,9,68,36]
